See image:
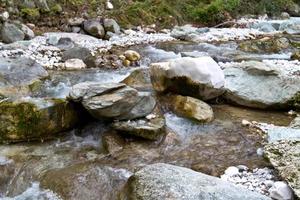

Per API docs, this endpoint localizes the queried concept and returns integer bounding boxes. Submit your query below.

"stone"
[120,163,271,200]
[238,37,290,53]
[20,24,35,40]
[269,181,293,200]
[106,1,114,10]
[124,50,141,62]
[291,51,300,61]
[223,65,300,109]
[0,57,48,90]
[289,116,300,128]
[0,98,80,143]
[103,19,121,34]
[265,140,300,198]
[102,131,125,154]
[280,12,290,20]
[121,67,152,90]
[64,59,87,70]
[83,19,105,39]
[150,57,225,100]
[41,163,131,200]
[68,17,85,26]
[224,166,240,176]
[0,11,9,22]
[169,94,214,123]
[240,61,278,76]
[69,82,154,120]
[56,37,75,50]
[1,22,25,43]
[61,47,93,65]
[112,115,166,140]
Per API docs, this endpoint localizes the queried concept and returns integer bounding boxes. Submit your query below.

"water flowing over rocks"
[121,163,271,200]
[150,56,225,100]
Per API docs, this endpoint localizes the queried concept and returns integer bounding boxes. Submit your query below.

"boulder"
[169,94,214,123]
[83,19,105,39]
[121,163,271,200]
[264,140,300,198]
[103,19,121,34]
[1,22,25,43]
[61,47,93,65]
[20,24,35,40]
[112,115,166,140]
[223,64,300,109]
[150,57,225,100]
[41,163,131,200]
[124,50,141,62]
[69,82,155,120]
[0,98,79,143]
[289,116,300,128]
[0,57,48,90]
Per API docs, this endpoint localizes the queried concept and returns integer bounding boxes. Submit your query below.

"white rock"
[64,59,86,70]
[0,11,9,21]
[269,181,293,200]
[242,119,251,126]
[225,166,240,177]
[106,1,114,10]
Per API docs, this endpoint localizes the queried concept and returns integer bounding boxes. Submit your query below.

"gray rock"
[69,82,154,120]
[118,92,156,120]
[0,11,9,22]
[68,17,85,26]
[71,26,81,33]
[56,37,75,50]
[112,115,166,140]
[265,140,300,198]
[150,57,225,100]
[1,22,25,43]
[61,47,93,65]
[240,61,279,76]
[103,19,121,34]
[83,19,105,39]
[269,181,293,200]
[0,57,48,88]
[20,24,35,40]
[121,163,271,200]
[255,123,300,143]
[223,66,300,109]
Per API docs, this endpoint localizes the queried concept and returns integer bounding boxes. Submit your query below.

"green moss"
[51,4,63,14]
[20,8,40,20]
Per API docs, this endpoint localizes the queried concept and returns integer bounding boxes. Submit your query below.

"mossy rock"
[0,98,80,143]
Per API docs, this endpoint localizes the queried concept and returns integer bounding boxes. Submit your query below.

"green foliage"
[20,8,40,20]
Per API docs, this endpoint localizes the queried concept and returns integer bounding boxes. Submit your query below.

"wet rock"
[121,163,271,200]
[56,37,75,50]
[102,130,125,154]
[1,22,25,43]
[0,98,80,143]
[264,140,300,198]
[0,57,48,90]
[41,163,131,200]
[112,115,166,140]
[103,19,121,34]
[64,59,87,70]
[240,61,279,76]
[169,94,214,123]
[121,67,152,90]
[150,57,225,100]
[83,19,105,39]
[69,82,155,120]
[238,37,290,53]
[269,181,293,200]
[223,65,300,109]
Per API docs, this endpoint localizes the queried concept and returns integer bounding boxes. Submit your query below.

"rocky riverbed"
[1,12,300,200]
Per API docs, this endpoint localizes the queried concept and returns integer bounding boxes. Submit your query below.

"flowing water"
[0,38,296,199]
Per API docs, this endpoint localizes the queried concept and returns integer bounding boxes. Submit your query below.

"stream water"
[0,38,296,199]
